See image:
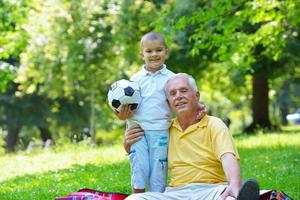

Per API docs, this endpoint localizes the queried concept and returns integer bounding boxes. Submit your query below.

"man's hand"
[114,104,134,120]
[124,124,144,153]
[218,187,237,200]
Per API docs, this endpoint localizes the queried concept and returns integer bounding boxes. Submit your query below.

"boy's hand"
[196,102,207,120]
[113,104,134,120]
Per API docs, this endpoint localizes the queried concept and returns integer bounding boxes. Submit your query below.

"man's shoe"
[237,179,260,200]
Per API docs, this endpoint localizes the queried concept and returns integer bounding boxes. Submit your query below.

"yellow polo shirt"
[168,115,239,187]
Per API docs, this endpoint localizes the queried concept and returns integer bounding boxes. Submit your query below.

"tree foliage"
[1,0,300,150]
[155,0,300,131]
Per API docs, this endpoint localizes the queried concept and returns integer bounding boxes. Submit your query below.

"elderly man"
[124,73,259,200]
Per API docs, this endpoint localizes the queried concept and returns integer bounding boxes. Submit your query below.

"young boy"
[115,32,174,193]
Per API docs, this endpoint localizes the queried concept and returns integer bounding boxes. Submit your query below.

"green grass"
[0,143,131,200]
[237,130,300,199]
[0,129,299,199]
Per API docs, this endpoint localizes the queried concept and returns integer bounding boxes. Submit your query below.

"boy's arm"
[113,104,134,120]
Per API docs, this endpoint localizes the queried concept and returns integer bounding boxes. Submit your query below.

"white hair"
[166,73,198,92]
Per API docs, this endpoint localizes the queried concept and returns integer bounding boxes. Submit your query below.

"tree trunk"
[252,73,271,127]
[280,103,288,126]
[38,127,52,142]
[279,80,290,126]
[5,120,21,152]
[4,103,22,151]
[244,73,271,133]
[90,87,96,144]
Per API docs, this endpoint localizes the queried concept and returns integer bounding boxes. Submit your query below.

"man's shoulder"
[207,115,227,127]
[206,116,230,136]
[207,115,222,121]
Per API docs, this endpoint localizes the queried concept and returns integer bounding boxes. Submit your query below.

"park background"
[0,0,299,199]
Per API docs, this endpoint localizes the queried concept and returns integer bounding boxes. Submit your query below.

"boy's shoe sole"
[237,179,260,200]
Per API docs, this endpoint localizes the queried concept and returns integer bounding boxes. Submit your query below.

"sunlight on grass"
[236,131,300,199]
[1,131,300,199]
[0,142,127,182]
[281,124,300,131]
[236,132,300,148]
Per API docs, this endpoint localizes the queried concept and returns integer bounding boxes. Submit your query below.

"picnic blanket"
[55,188,129,200]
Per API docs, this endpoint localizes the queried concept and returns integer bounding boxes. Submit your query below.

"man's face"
[140,39,168,73]
[166,77,199,115]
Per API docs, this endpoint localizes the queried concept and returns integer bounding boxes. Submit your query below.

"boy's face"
[140,39,168,73]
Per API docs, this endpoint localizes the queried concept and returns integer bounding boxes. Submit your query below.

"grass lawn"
[0,128,299,199]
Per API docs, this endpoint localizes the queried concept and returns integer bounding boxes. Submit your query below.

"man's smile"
[175,101,187,109]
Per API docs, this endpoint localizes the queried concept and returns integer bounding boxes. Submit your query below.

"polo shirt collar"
[140,64,167,76]
[171,114,209,133]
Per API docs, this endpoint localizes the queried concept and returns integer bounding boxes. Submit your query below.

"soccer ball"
[107,79,141,112]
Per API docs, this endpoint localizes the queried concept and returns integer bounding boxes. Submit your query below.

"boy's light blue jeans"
[128,130,169,192]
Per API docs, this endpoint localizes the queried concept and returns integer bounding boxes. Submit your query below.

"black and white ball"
[107,79,141,112]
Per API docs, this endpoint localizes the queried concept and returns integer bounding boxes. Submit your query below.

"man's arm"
[123,124,144,153]
[219,153,241,199]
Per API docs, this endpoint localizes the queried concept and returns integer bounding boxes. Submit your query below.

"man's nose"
[174,91,182,99]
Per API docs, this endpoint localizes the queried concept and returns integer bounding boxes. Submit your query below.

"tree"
[16,0,165,142]
[15,0,125,143]
[156,0,300,132]
[0,0,32,151]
